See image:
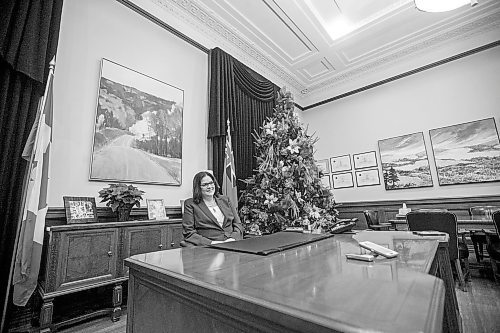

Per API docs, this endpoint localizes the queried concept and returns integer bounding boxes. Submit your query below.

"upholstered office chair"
[407,210,470,290]
[469,206,499,263]
[363,210,391,231]
[484,210,500,283]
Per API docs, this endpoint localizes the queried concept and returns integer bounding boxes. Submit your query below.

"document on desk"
[208,231,334,255]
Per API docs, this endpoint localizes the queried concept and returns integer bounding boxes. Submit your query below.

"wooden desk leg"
[111,283,122,322]
[435,247,462,333]
[39,297,54,333]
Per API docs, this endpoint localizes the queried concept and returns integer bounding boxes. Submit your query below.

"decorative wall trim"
[117,0,209,53]
[46,206,182,227]
[303,40,500,110]
[120,0,500,106]
[151,0,304,93]
[117,0,499,110]
[340,195,500,208]
[337,195,500,229]
[305,9,500,100]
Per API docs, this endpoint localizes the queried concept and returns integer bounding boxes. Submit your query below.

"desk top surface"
[126,231,445,333]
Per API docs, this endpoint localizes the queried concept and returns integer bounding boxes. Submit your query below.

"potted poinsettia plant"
[98,183,145,221]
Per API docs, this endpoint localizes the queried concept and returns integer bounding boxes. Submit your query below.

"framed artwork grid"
[315,159,330,174]
[353,151,378,169]
[330,154,352,173]
[321,175,332,188]
[355,169,381,187]
[332,172,354,189]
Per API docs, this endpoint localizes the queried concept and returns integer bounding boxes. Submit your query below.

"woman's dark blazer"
[182,195,244,246]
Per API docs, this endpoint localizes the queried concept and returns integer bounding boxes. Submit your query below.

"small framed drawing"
[147,199,167,220]
[355,169,381,187]
[353,151,377,169]
[315,159,329,174]
[330,154,352,173]
[332,172,354,189]
[321,175,331,188]
[63,196,98,224]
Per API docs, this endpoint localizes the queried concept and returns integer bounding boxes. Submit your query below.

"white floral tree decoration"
[239,87,338,235]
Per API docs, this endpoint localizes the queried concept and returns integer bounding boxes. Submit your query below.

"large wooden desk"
[125,231,454,333]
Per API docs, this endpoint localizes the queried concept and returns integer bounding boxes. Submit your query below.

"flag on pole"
[222,119,238,209]
[12,60,54,306]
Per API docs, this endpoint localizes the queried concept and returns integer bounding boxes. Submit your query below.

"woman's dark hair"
[192,171,220,204]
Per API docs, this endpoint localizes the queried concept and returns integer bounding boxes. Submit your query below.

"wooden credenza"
[37,219,182,333]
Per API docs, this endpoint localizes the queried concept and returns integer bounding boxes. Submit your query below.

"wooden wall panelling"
[45,206,183,227]
[336,195,500,229]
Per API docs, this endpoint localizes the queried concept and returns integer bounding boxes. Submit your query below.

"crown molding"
[302,8,500,105]
[134,0,500,106]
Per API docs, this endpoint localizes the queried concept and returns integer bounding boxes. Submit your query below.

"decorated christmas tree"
[239,87,339,235]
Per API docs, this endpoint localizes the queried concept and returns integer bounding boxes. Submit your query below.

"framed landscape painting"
[90,59,184,185]
[378,132,433,190]
[429,118,500,185]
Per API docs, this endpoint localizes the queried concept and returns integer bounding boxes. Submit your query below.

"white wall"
[50,0,208,207]
[302,46,500,203]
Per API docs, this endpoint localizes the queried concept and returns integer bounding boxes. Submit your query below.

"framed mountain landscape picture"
[378,132,433,190]
[429,118,500,185]
[90,59,184,185]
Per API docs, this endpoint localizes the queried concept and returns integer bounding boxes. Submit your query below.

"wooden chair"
[363,210,391,231]
[484,210,500,283]
[407,210,470,291]
[469,206,499,262]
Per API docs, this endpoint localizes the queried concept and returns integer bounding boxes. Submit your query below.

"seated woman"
[183,171,244,246]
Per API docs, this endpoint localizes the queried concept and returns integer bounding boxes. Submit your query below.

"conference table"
[125,231,459,333]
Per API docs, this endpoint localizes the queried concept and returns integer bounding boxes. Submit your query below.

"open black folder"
[208,231,334,255]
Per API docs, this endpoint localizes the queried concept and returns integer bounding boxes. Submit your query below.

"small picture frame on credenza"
[146,199,168,220]
[63,196,99,224]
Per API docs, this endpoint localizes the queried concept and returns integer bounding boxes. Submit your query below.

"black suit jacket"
[182,195,244,246]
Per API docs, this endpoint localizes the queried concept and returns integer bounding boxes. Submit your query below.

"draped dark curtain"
[208,48,279,194]
[0,1,63,331]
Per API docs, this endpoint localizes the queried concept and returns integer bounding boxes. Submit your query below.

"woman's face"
[200,175,215,197]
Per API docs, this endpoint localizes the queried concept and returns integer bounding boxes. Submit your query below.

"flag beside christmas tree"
[239,87,338,235]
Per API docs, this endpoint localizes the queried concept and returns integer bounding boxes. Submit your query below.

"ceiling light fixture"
[327,16,354,40]
[415,0,478,12]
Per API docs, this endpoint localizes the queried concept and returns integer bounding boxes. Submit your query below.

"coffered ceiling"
[131,0,500,107]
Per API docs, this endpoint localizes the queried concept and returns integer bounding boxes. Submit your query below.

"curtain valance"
[208,47,278,189]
